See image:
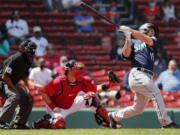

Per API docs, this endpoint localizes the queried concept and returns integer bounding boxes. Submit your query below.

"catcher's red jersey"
[42,75,96,109]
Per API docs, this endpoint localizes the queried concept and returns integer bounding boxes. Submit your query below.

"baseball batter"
[32,60,121,129]
[109,23,180,128]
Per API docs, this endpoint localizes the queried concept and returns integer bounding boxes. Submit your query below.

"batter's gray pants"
[0,82,33,125]
[111,68,172,126]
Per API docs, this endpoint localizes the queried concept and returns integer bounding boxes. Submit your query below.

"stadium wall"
[29,108,180,128]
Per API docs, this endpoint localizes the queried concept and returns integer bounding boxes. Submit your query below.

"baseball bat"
[80,2,119,28]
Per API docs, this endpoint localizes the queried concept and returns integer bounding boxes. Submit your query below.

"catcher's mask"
[19,40,37,57]
[66,60,85,80]
[139,23,159,36]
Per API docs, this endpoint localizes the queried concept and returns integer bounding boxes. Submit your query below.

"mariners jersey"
[124,37,157,72]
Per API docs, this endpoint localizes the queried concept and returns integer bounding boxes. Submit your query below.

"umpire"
[0,40,37,129]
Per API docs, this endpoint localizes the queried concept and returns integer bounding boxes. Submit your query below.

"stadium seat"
[96,76,109,82]
[109,85,121,91]
[118,95,132,103]
[163,95,175,102]
[115,70,126,78]
[91,70,106,77]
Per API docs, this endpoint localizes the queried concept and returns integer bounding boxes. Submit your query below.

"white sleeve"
[48,70,52,82]
[5,20,11,30]
[23,20,29,35]
[29,69,36,80]
[44,38,49,46]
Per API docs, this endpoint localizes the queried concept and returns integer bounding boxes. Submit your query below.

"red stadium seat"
[120,90,128,96]
[76,55,90,60]
[34,101,46,107]
[96,76,109,82]
[33,95,43,101]
[95,55,110,60]
[109,85,121,91]
[118,95,132,103]
[171,91,180,98]
[91,70,106,77]
[115,70,126,78]
[163,95,175,102]
[87,65,101,71]
[83,45,101,50]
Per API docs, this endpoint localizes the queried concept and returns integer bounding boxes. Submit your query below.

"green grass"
[0,129,180,135]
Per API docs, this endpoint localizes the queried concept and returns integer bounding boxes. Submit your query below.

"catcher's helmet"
[65,60,77,68]
[65,60,85,69]
[19,40,37,56]
[65,60,85,79]
[139,23,159,36]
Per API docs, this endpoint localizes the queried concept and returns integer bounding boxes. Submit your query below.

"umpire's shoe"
[109,113,122,129]
[163,122,180,128]
[0,122,10,129]
[10,123,30,129]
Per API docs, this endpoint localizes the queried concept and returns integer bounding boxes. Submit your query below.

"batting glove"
[124,31,132,41]
[118,26,130,33]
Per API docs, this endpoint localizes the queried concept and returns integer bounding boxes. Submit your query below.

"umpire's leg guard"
[11,86,34,126]
[0,84,20,124]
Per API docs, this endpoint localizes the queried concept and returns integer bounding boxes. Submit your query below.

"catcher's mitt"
[108,70,120,83]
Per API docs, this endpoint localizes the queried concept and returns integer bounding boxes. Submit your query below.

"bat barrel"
[80,2,119,28]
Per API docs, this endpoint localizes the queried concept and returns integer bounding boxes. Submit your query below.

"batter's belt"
[136,67,153,76]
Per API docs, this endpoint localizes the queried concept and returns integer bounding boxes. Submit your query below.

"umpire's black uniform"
[0,40,36,129]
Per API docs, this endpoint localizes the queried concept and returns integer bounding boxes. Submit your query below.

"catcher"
[32,60,121,129]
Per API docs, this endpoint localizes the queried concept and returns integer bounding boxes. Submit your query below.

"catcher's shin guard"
[83,92,111,128]
[94,105,111,128]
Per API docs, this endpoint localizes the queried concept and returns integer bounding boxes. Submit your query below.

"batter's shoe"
[0,122,9,129]
[163,122,180,128]
[109,113,122,129]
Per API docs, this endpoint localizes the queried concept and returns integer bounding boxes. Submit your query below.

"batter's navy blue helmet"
[139,23,159,36]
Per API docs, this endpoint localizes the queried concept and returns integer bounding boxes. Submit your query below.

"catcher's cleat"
[32,114,51,129]
[51,116,66,129]
[163,122,180,129]
[109,113,122,129]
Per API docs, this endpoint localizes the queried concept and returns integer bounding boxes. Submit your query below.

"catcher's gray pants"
[111,68,172,126]
[0,82,33,125]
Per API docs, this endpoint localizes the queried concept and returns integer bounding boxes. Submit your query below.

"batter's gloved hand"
[118,26,130,33]
[108,70,120,83]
